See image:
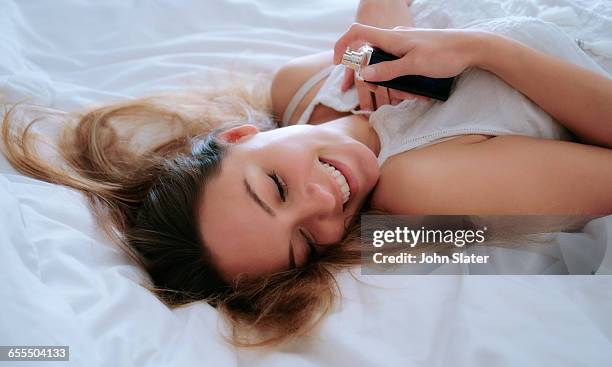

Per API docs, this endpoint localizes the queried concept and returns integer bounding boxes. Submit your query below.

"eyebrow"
[244,178,295,268]
[244,178,276,217]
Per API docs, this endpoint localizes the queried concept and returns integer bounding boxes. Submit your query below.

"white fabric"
[1,1,612,367]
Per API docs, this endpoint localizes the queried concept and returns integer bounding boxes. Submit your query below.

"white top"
[281,17,608,165]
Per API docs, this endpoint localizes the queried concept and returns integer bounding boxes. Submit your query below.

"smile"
[320,161,351,204]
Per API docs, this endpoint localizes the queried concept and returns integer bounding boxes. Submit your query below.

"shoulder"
[270,51,333,124]
[371,134,493,214]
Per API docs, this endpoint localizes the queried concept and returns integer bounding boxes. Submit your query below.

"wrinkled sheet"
[1,1,611,366]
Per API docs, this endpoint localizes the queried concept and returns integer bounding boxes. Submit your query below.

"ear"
[218,124,259,143]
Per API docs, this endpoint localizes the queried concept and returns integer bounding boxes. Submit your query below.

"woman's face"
[198,124,380,281]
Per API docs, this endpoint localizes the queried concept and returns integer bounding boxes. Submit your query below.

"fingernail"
[361,67,375,80]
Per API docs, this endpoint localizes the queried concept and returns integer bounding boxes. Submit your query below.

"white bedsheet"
[1,1,611,366]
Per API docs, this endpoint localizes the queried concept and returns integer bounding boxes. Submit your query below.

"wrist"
[469,31,517,72]
[356,0,413,29]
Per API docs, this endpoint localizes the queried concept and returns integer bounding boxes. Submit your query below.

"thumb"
[361,57,410,82]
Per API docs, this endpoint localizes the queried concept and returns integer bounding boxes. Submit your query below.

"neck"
[319,115,381,156]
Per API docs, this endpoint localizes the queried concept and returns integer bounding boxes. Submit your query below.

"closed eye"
[268,171,287,202]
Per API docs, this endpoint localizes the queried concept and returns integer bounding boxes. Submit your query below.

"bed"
[1,0,611,366]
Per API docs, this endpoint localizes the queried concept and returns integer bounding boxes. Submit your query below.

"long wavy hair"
[1,84,365,347]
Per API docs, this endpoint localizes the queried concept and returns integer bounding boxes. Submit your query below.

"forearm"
[474,33,612,148]
[355,0,413,29]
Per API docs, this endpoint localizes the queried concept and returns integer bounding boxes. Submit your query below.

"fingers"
[361,56,412,82]
[365,83,430,107]
[341,68,355,92]
[374,85,390,107]
[355,79,374,111]
[389,89,430,102]
[391,97,403,105]
[345,70,397,110]
[334,23,398,65]
[365,84,396,107]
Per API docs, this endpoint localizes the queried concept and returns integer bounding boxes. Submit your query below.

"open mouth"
[319,158,355,208]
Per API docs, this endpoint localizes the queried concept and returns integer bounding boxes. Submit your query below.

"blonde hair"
[1,82,369,347]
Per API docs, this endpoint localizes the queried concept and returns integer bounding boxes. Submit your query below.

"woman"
[2,0,611,346]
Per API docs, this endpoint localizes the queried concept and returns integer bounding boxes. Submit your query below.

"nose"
[295,182,345,246]
[300,181,337,219]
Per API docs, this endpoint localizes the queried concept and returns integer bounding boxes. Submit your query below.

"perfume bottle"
[342,45,455,101]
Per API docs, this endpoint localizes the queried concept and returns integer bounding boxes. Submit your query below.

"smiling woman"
[0,86,381,347]
[3,0,612,350]
[198,122,379,280]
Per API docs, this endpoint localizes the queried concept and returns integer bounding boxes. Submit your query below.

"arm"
[353,0,414,29]
[333,24,612,147]
[476,33,612,148]
[372,135,612,214]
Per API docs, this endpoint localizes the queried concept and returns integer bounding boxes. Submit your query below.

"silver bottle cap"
[341,45,373,80]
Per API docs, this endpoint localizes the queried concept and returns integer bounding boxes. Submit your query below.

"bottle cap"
[341,45,373,80]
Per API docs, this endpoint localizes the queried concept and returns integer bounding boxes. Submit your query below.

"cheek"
[199,185,289,278]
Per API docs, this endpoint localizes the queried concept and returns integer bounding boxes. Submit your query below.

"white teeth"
[321,161,351,204]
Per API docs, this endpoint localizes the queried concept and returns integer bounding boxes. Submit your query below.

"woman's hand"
[336,23,612,148]
[343,0,415,110]
[335,23,486,83]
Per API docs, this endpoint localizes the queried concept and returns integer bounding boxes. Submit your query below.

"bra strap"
[281,65,334,125]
